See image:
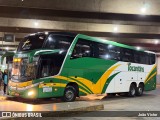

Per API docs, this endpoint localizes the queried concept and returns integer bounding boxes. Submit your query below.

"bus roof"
[25,31,77,38]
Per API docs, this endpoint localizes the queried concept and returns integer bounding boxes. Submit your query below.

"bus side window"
[134,51,140,63]
[98,43,108,59]
[150,53,155,65]
[122,48,134,62]
[108,45,121,61]
[71,39,93,59]
[97,43,121,61]
[139,52,148,64]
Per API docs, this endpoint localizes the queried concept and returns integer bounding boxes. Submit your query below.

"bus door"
[37,53,65,98]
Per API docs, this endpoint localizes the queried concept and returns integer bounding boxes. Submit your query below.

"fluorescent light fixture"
[154,40,159,44]
[34,21,39,26]
[141,7,146,13]
[45,32,49,35]
[113,26,118,33]
[5,47,9,51]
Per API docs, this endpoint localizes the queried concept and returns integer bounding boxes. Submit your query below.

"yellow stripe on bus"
[79,88,89,95]
[145,72,157,84]
[144,65,156,83]
[54,76,92,94]
[9,80,32,88]
[96,64,121,93]
[39,83,66,88]
[52,64,121,94]
[70,64,120,94]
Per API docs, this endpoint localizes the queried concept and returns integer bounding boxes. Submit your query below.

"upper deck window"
[17,34,46,51]
[44,34,74,51]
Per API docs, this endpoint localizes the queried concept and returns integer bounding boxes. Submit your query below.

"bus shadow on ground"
[6,97,62,105]
[5,93,156,105]
[101,93,157,102]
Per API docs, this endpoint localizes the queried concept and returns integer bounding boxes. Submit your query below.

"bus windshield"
[11,58,38,82]
[12,34,75,82]
[17,34,46,52]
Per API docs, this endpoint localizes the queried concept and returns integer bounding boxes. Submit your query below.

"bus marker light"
[13,58,21,62]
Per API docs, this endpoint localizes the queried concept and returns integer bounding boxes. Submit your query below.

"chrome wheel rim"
[65,90,74,100]
[131,88,135,95]
[139,87,143,94]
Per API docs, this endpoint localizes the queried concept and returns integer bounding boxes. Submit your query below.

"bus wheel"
[136,84,144,96]
[61,86,76,102]
[128,84,136,97]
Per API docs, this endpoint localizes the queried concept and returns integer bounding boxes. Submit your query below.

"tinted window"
[71,39,93,59]
[139,52,147,64]
[45,34,74,51]
[133,51,140,63]
[98,43,108,59]
[122,48,134,62]
[150,53,156,64]
[38,54,64,78]
[108,45,121,60]
[17,34,46,51]
[98,43,121,61]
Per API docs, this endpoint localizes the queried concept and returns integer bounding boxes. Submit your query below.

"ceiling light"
[5,47,9,51]
[113,26,118,33]
[141,7,146,14]
[45,32,49,35]
[154,40,159,44]
[136,46,141,50]
[34,21,39,27]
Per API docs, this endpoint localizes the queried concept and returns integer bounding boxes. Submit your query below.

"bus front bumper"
[8,86,38,99]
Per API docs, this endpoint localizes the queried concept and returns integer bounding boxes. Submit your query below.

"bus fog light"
[28,91,35,96]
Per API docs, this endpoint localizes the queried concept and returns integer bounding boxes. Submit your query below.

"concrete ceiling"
[0,0,160,52]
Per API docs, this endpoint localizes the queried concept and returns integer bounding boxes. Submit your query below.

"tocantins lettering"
[128,63,144,72]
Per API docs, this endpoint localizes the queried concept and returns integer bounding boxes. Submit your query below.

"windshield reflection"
[11,58,37,82]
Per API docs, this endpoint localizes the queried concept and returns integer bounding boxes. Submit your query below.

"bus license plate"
[15,93,19,96]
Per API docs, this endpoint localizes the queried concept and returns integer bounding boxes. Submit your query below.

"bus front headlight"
[28,91,35,96]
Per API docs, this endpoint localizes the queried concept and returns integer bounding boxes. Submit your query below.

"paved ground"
[0,95,103,111]
[59,85,160,120]
[0,85,160,119]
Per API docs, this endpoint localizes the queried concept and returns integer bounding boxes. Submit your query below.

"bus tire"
[128,84,136,97]
[136,84,144,96]
[61,86,76,102]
